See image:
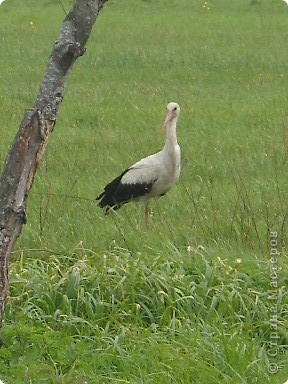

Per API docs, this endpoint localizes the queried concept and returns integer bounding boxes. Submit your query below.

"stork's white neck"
[164,118,178,152]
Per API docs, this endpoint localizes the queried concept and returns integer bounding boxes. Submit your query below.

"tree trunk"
[0,0,107,329]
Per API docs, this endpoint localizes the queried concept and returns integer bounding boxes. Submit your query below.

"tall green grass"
[0,0,288,382]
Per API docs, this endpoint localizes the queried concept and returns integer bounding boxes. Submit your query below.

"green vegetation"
[0,0,288,382]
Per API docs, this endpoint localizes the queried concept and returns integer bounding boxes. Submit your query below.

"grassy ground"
[0,0,288,382]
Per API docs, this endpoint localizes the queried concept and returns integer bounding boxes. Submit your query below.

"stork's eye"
[173,107,177,111]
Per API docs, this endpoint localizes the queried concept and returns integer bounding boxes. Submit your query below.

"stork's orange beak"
[161,110,173,131]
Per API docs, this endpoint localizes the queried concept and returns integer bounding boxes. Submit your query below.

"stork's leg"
[144,202,149,228]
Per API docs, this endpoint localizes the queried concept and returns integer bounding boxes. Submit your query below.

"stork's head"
[162,102,180,130]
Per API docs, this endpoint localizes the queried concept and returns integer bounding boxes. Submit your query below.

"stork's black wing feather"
[96,168,154,211]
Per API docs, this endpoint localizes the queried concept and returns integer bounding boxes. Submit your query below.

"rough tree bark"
[0,0,107,328]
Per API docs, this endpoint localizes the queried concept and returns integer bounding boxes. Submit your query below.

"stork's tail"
[96,170,129,212]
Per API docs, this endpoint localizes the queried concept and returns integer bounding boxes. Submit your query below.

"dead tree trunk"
[0,0,107,328]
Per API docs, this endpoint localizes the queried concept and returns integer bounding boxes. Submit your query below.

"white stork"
[96,102,181,227]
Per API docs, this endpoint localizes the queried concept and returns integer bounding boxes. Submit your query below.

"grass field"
[0,0,288,382]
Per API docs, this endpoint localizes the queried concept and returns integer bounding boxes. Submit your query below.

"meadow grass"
[0,0,288,382]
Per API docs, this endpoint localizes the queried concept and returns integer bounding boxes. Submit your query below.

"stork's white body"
[121,143,181,200]
[97,102,181,227]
